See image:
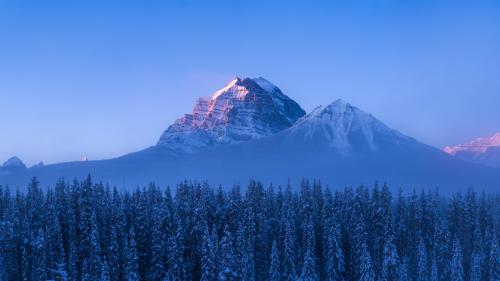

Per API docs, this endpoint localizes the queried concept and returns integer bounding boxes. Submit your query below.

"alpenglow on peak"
[157,77,306,153]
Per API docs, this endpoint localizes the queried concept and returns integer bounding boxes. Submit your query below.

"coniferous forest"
[0,176,499,281]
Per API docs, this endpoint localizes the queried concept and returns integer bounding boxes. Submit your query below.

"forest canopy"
[0,176,499,281]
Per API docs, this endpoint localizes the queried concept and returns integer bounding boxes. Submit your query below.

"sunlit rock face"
[444,133,500,168]
[157,77,306,153]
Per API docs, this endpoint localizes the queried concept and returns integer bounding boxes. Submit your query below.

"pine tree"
[489,235,499,281]
[148,203,167,281]
[67,239,78,281]
[380,235,399,281]
[100,260,111,281]
[352,198,375,281]
[167,213,185,281]
[88,210,102,280]
[0,255,8,281]
[299,218,319,281]
[126,227,140,281]
[430,255,438,281]
[450,238,464,281]
[282,209,297,281]
[323,211,344,281]
[416,238,428,281]
[81,259,91,281]
[218,226,237,281]
[30,228,47,281]
[398,256,410,281]
[268,240,280,281]
[201,224,217,281]
[470,243,482,281]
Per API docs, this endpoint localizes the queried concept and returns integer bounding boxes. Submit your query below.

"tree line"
[0,176,499,281]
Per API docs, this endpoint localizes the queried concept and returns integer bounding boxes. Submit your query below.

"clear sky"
[1,0,499,165]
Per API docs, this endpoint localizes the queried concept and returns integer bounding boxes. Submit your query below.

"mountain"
[0,78,499,192]
[444,133,500,168]
[0,156,27,175]
[157,77,305,153]
[280,99,416,152]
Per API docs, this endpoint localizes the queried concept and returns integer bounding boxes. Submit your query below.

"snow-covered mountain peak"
[444,132,500,155]
[287,99,411,152]
[3,156,25,167]
[157,77,305,153]
[443,133,500,168]
[443,132,500,168]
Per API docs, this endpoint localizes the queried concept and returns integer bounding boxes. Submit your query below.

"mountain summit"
[281,99,414,152]
[444,133,500,168]
[157,77,305,153]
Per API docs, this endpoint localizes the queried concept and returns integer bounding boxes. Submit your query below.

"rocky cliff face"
[157,77,305,153]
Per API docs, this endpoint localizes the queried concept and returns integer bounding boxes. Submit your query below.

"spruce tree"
[218,226,237,281]
[380,235,399,281]
[323,210,344,281]
[398,256,410,281]
[148,203,167,281]
[489,235,499,281]
[30,229,47,281]
[430,254,438,281]
[201,224,217,281]
[299,218,319,281]
[100,260,111,281]
[416,238,428,281]
[0,255,7,281]
[268,240,280,281]
[450,238,464,281]
[282,209,297,281]
[126,227,140,281]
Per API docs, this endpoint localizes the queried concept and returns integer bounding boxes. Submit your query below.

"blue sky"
[1,0,499,165]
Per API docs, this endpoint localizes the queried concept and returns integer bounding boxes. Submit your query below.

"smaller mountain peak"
[325,98,353,109]
[2,156,26,168]
[308,99,359,119]
[444,132,500,155]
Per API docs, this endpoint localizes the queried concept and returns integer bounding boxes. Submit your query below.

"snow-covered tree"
[299,218,319,281]
[100,260,111,281]
[489,235,500,281]
[268,240,280,281]
[430,255,438,281]
[450,239,464,281]
[125,227,140,281]
[323,211,344,281]
[380,235,399,281]
[218,226,237,281]
[282,209,297,281]
[416,238,428,281]
[398,256,410,281]
[201,224,217,281]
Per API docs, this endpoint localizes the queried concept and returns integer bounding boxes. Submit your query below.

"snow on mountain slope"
[444,133,500,168]
[0,156,27,176]
[157,77,305,153]
[279,99,416,152]
[3,156,25,168]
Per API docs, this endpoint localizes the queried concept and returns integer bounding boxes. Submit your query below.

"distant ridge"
[444,133,500,168]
